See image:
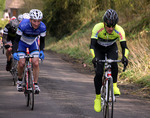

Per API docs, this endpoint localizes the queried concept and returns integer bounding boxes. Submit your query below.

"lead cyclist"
[90,9,129,112]
[12,9,46,93]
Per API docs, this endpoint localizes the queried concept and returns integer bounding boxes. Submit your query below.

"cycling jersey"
[3,23,17,42]
[16,19,46,45]
[91,23,126,47]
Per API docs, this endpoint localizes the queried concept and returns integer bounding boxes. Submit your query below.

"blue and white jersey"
[16,19,46,45]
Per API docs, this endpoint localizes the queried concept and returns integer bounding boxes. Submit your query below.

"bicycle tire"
[101,79,109,118]
[28,68,34,110]
[13,71,17,86]
[11,59,18,86]
[109,77,114,118]
[24,70,30,107]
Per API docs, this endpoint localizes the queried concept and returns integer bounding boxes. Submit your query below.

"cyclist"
[18,14,23,23]
[2,16,19,71]
[12,9,46,93]
[0,27,3,47]
[90,9,129,112]
[22,13,30,19]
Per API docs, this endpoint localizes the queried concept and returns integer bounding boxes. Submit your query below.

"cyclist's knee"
[7,48,12,52]
[18,60,25,68]
[6,49,12,54]
[32,60,39,67]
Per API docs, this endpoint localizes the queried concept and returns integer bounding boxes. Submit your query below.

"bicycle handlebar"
[97,59,126,72]
[24,54,34,59]
[98,59,121,63]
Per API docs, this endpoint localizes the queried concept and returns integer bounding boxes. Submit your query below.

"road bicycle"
[96,54,126,118]
[22,54,35,110]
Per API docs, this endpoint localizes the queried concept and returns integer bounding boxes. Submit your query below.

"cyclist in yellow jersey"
[90,9,129,112]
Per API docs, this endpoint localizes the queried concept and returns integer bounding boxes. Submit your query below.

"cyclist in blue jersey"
[12,9,46,93]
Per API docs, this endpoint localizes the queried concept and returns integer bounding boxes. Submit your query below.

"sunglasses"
[105,23,115,28]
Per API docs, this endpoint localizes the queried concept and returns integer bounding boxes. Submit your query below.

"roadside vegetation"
[0,19,8,28]
[44,0,150,93]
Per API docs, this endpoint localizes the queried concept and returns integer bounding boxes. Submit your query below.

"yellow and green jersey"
[91,23,126,47]
[90,22,129,59]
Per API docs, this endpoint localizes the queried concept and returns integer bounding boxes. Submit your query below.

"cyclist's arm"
[120,41,129,59]
[2,25,9,44]
[2,34,8,44]
[90,23,103,58]
[39,36,45,51]
[12,34,21,53]
[90,38,97,58]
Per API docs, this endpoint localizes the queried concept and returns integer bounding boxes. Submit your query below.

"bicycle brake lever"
[123,65,126,72]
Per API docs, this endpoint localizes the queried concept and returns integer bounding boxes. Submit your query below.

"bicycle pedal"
[115,94,120,97]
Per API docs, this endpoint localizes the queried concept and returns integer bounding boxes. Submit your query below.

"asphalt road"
[0,49,150,118]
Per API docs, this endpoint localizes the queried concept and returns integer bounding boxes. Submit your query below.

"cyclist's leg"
[31,57,39,83]
[93,45,105,112]
[29,41,40,93]
[107,43,120,95]
[17,41,26,91]
[5,41,13,71]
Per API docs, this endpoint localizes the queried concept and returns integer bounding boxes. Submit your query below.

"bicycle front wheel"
[102,79,114,118]
[28,69,34,110]
[109,77,114,118]
[24,70,30,107]
[102,79,109,118]
[13,70,17,86]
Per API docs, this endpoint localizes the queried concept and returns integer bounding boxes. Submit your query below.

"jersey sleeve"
[91,24,100,39]
[3,24,9,35]
[115,25,126,42]
[16,20,26,36]
[40,22,46,37]
[16,27,23,36]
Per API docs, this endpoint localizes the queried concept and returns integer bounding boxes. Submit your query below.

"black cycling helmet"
[10,19,19,32]
[103,9,118,27]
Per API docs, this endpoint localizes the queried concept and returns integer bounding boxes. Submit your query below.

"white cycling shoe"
[34,85,40,94]
[17,80,23,92]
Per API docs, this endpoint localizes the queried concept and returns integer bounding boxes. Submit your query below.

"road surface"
[0,49,150,118]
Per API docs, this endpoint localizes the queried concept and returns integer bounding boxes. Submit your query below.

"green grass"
[136,75,150,88]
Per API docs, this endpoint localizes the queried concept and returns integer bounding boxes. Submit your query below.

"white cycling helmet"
[23,13,30,19]
[18,14,23,22]
[29,9,43,20]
